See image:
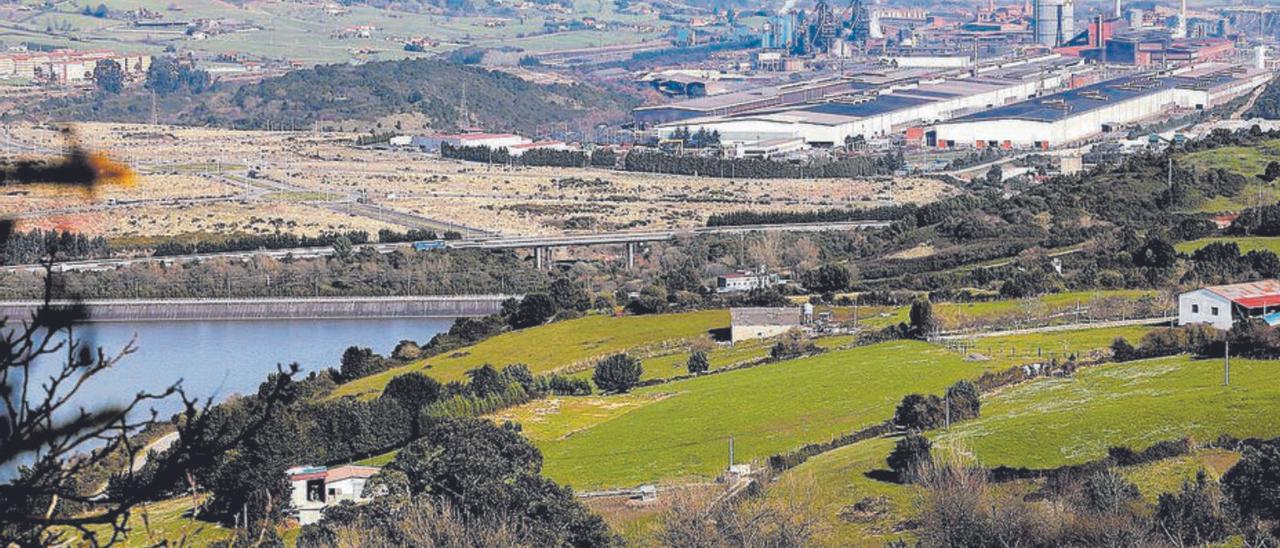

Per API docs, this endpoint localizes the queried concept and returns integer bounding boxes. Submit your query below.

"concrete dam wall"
[0,296,517,322]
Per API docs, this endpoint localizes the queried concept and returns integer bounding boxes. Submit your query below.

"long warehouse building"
[651,56,1087,147]
[932,63,1273,149]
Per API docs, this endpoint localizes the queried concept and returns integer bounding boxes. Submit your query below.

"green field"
[331,310,728,399]
[1176,235,1280,255]
[935,290,1162,330]
[515,340,995,490]
[1121,448,1240,504]
[5,0,671,65]
[948,324,1155,368]
[1181,141,1280,212]
[76,496,233,547]
[625,334,856,383]
[770,436,913,546]
[935,354,1280,469]
[759,339,1279,546]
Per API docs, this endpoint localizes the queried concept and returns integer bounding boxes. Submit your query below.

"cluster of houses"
[0,49,150,84]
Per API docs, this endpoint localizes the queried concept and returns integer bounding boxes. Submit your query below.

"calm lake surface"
[3,318,453,480]
[44,317,455,418]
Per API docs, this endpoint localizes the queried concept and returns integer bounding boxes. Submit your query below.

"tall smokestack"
[1175,0,1187,38]
[1113,0,1121,19]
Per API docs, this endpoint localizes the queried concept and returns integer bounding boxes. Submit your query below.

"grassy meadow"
[1180,139,1280,212]
[511,340,995,490]
[935,355,1280,469]
[331,310,728,399]
[1176,235,1280,255]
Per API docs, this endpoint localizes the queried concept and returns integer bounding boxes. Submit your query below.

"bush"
[338,346,390,382]
[1154,470,1232,546]
[894,393,945,431]
[908,298,937,339]
[887,434,932,482]
[687,351,710,375]
[945,380,981,421]
[1223,438,1280,526]
[769,328,818,360]
[381,372,442,415]
[510,293,557,329]
[592,353,642,393]
[1081,469,1141,514]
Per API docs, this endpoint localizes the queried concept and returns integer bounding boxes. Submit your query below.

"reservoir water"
[41,317,455,419]
[3,317,453,480]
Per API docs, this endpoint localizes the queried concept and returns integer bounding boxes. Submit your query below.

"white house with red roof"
[286,464,380,525]
[1178,280,1280,330]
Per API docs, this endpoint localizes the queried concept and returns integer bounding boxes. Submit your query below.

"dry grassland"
[5,123,960,239]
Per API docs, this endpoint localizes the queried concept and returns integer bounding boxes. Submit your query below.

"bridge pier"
[626,242,635,270]
[535,247,545,270]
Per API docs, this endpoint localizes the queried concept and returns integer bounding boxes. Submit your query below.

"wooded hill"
[22,58,639,134]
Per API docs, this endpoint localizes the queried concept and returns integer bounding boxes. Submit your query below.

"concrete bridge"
[0,221,890,273]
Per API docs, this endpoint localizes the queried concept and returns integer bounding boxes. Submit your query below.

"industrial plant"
[628,0,1280,154]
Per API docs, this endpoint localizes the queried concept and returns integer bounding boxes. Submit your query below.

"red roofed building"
[1179,279,1280,330]
[287,464,381,525]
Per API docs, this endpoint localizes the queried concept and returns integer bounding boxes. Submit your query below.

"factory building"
[652,57,1085,147]
[633,76,880,126]
[932,63,1272,149]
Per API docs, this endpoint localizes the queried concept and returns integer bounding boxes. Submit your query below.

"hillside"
[224,59,639,132]
[763,333,1280,546]
[509,340,996,490]
[23,59,640,134]
[332,309,730,399]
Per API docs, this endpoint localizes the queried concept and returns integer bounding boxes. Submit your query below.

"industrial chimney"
[1174,0,1187,38]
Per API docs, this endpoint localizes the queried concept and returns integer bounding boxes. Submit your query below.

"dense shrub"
[337,346,391,382]
[686,351,709,375]
[592,353,642,393]
[887,434,932,482]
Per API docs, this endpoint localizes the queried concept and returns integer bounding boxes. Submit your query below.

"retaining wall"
[0,296,517,322]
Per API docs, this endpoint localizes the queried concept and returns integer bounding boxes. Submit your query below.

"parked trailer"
[413,240,447,251]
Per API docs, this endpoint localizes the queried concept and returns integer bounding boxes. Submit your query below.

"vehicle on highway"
[412,240,447,251]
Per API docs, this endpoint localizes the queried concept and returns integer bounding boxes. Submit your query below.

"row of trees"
[152,230,370,257]
[621,150,898,178]
[0,228,109,265]
[705,204,913,227]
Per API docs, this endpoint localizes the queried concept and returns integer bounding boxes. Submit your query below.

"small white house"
[716,271,782,293]
[287,464,380,525]
[1178,279,1280,330]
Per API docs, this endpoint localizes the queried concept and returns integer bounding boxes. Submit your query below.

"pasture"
[332,309,728,399]
[515,340,994,490]
[935,354,1280,469]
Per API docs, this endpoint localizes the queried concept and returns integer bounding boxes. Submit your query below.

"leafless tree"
[1,136,297,545]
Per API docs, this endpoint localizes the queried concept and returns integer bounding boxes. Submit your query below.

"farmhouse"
[287,464,380,525]
[716,271,783,293]
[1178,280,1280,331]
[730,306,808,342]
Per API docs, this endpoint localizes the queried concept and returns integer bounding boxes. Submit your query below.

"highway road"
[0,221,890,273]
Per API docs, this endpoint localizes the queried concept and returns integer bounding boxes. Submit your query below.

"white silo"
[1034,0,1075,46]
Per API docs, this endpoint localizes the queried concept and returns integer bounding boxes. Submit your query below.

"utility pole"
[944,393,951,428]
[728,435,735,469]
[1224,338,1231,386]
